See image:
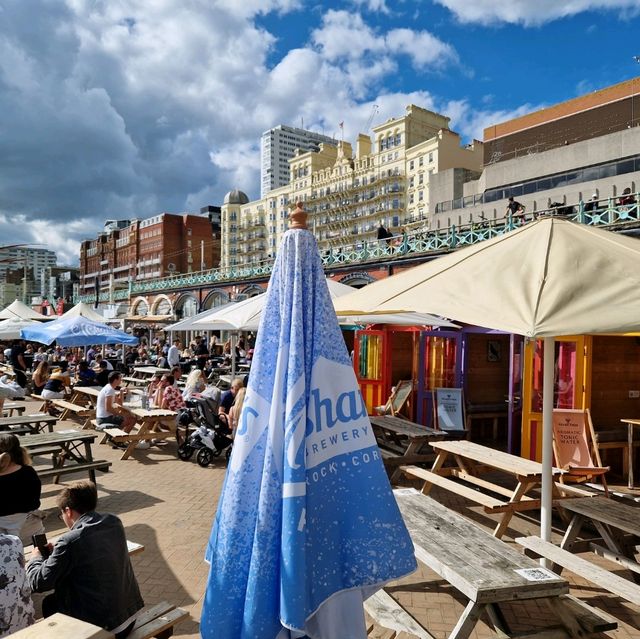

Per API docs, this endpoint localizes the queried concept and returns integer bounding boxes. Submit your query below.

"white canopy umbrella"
[60,302,107,323]
[164,301,236,332]
[0,317,37,340]
[0,300,51,321]
[333,218,640,542]
[339,312,458,328]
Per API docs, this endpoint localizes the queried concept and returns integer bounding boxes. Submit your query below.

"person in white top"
[167,339,181,368]
[96,372,136,433]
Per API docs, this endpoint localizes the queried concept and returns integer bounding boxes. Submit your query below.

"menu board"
[435,387,464,431]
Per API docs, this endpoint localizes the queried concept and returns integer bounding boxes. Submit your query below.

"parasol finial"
[289,202,308,230]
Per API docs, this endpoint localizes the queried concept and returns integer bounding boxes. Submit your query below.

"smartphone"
[32,533,51,559]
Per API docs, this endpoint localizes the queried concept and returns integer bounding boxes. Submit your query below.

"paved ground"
[23,400,640,638]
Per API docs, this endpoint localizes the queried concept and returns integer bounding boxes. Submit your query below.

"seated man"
[27,481,144,638]
[219,377,244,417]
[96,372,136,433]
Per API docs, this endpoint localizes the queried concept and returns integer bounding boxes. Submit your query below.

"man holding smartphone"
[26,480,144,638]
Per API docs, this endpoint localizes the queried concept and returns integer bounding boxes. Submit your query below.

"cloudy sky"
[1,0,639,265]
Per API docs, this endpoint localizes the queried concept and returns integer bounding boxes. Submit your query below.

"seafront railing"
[76,195,639,304]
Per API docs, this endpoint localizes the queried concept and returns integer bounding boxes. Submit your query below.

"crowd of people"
[0,330,254,636]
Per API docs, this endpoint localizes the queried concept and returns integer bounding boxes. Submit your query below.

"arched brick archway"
[174,293,199,320]
[241,284,265,298]
[202,289,230,310]
[337,272,375,288]
[130,297,150,316]
[150,294,173,316]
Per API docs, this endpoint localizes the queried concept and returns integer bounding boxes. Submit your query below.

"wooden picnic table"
[9,613,114,638]
[369,415,448,482]
[132,366,170,379]
[560,496,640,581]
[620,418,640,488]
[102,404,177,460]
[21,429,111,485]
[0,413,56,434]
[379,489,614,639]
[402,439,566,538]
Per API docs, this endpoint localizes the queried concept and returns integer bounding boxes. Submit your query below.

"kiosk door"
[354,329,387,414]
[521,336,591,461]
[416,331,462,427]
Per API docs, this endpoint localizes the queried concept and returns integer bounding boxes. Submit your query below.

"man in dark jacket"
[27,480,144,638]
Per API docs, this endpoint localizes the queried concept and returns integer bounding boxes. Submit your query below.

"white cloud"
[435,0,640,25]
[349,0,391,14]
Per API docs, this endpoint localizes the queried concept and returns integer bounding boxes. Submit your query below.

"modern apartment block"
[260,125,337,198]
[0,246,57,281]
[223,105,483,268]
[79,212,220,299]
[431,76,640,228]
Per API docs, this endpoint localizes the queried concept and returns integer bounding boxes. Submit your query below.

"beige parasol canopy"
[334,218,640,337]
[334,217,640,543]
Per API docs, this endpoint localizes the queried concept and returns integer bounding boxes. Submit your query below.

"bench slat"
[51,399,92,414]
[128,606,188,639]
[38,460,112,479]
[515,535,640,606]
[364,590,435,639]
[559,593,618,633]
[400,466,504,510]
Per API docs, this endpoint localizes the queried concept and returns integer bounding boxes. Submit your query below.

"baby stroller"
[176,395,233,467]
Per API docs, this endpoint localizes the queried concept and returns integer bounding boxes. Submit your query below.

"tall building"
[0,246,57,281]
[223,105,483,268]
[261,125,336,198]
[430,76,640,228]
[79,212,219,301]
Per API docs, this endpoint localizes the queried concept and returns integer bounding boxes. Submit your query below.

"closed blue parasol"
[21,315,138,347]
[201,204,416,639]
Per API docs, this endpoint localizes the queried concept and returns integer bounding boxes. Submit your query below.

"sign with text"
[435,387,464,431]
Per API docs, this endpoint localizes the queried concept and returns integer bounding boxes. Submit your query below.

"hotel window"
[428,152,433,163]
[409,160,414,171]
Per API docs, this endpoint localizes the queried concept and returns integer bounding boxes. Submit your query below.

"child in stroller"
[176,392,233,467]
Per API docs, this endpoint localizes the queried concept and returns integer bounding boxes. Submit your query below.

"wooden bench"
[122,376,148,387]
[516,535,640,606]
[38,460,112,484]
[51,399,93,423]
[364,590,433,638]
[127,601,189,639]
[0,414,56,434]
[2,402,26,416]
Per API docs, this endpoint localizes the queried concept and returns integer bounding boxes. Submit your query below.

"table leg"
[422,451,448,496]
[486,604,510,635]
[629,423,634,490]
[449,600,483,639]
[121,421,151,460]
[83,438,96,484]
[559,514,585,555]
[390,439,426,484]
[493,480,532,539]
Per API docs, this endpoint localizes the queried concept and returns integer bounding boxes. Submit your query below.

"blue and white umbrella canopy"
[21,315,139,347]
[201,212,416,639]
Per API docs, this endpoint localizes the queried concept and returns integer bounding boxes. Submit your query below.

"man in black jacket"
[27,480,144,638]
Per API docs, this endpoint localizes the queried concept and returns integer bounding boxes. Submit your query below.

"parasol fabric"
[20,315,139,346]
[201,228,416,639]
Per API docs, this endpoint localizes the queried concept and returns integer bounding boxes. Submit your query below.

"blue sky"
[0,0,639,264]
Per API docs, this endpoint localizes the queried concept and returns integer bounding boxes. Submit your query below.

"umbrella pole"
[541,336,555,545]
[231,332,236,378]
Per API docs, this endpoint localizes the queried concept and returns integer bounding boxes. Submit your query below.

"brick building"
[80,213,220,301]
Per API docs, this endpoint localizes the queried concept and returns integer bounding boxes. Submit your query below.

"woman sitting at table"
[228,387,246,437]
[182,368,206,401]
[146,372,164,401]
[155,374,185,411]
[75,360,97,387]
[41,363,71,417]
[0,434,42,537]
[31,360,50,396]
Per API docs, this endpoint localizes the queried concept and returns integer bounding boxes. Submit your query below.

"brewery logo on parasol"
[231,356,376,475]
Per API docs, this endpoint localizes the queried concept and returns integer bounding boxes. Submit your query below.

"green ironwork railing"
[76,196,639,304]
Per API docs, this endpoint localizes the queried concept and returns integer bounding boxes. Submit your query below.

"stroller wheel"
[177,444,194,461]
[197,448,213,467]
